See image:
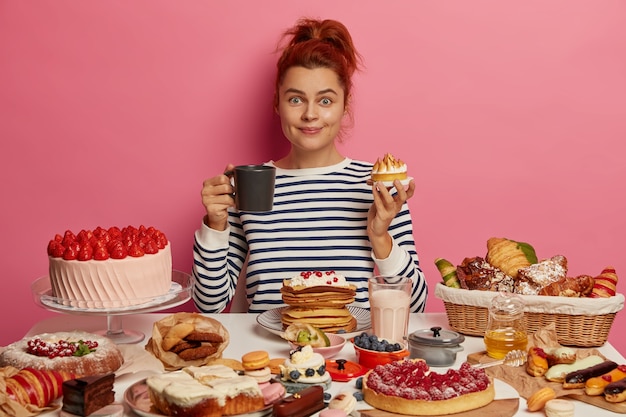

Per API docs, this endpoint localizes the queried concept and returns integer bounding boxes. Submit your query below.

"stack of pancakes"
[280,273,357,333]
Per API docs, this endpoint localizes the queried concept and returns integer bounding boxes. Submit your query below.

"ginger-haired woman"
[193,18,427,315]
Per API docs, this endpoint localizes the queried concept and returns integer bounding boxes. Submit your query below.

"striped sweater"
[192,158,427,314]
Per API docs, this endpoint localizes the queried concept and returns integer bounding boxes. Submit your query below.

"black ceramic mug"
[228,165,276,212]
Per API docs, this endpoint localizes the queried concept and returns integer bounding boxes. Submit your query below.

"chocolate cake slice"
[62,373,115,416]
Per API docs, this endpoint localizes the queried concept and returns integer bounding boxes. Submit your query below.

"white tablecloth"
[25,312,626,417]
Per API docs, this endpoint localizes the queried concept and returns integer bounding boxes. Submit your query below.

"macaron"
[244,366,272,383]
[242,350,270,370]
[544,398,575,417]
[261,381,286,405]
[328,391,357,414]
[319,409,347,417]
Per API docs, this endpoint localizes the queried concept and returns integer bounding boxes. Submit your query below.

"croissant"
[486,237,538,279]
[5,367,75,408]
[590,266,618,298]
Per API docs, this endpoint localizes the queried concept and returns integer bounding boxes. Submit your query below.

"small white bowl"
[288,333,347,359]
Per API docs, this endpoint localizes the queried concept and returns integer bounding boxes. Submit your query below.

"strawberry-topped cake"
[362,360,495,416]
[47,225,172,308]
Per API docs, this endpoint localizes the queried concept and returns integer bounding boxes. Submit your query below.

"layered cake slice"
[61,373,115,416]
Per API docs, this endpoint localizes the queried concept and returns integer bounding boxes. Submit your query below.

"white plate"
[366,176,413,188]
[124,379,273,417]
[256,306,371,339]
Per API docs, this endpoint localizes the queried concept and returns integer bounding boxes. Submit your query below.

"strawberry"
[61,230,76,247]
[143,239,159,254]
[77,244,93,261]
[93,244,110,260]
[154,231,168,249]
[47,240,58,256]
[107,226,122,240]
[128,242,144,257]
[76,229,92,244]
[108,241,127,259]
[93,226,111,244]
[62,243,79,260]
[47,241,65,257]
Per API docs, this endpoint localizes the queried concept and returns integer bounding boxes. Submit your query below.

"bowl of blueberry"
[351,332,409,369]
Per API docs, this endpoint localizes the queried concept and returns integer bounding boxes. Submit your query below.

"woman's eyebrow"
[283,87,339,96]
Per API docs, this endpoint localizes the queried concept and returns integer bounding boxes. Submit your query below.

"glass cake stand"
[31,270,193,344]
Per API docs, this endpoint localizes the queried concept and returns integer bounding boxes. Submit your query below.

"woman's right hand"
[201,164,235,231]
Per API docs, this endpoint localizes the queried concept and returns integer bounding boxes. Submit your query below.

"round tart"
[362,360,495,416]
[0,331,124,377]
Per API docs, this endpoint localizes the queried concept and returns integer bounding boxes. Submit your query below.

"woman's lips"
[300,127,322,134]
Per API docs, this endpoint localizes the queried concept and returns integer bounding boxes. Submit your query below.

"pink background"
[1,1,625,353]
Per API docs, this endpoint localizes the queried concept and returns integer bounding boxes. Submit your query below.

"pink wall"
[1,1,625,353]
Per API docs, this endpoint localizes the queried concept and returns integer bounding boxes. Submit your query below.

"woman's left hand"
[367,179,415,258]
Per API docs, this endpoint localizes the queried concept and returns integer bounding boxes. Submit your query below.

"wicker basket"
[435,283,624,347]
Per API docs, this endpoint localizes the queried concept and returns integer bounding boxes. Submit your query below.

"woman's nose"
[302,104,318,121]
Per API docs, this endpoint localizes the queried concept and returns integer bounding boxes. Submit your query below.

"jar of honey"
[484,292,527,359]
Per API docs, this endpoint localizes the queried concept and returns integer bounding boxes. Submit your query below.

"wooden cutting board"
[467,351,626,414]
[359,398,519,417]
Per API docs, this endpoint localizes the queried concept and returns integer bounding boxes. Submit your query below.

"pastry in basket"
[456,256,515,292]
[590,266,619,298]
[145,312,229,371]
[515,255,568,295]
[0,331,123,377]
[538,275,594,297]
[485,237,538,279]
[362,360,495,415]
[434,258,460,288]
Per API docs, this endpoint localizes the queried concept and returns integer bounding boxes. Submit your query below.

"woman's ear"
[344,94,352,115]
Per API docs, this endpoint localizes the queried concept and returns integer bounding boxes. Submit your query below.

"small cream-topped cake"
[47,225,172,308]
[371,153,408,182]
[146,365,265,417]
[279,345,332,393]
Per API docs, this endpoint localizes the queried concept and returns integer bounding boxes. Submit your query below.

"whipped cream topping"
[372,153,407,174]
[288,270,348,287]
[147,366,262,408]
[279,345,330,384]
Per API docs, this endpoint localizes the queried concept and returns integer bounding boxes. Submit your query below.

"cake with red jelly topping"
[47,225,172,308]
[280,271,357,332]
[362,360,495,416]
[0,331,124,378]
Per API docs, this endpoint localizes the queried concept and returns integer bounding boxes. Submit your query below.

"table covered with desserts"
[20,312,626,417]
